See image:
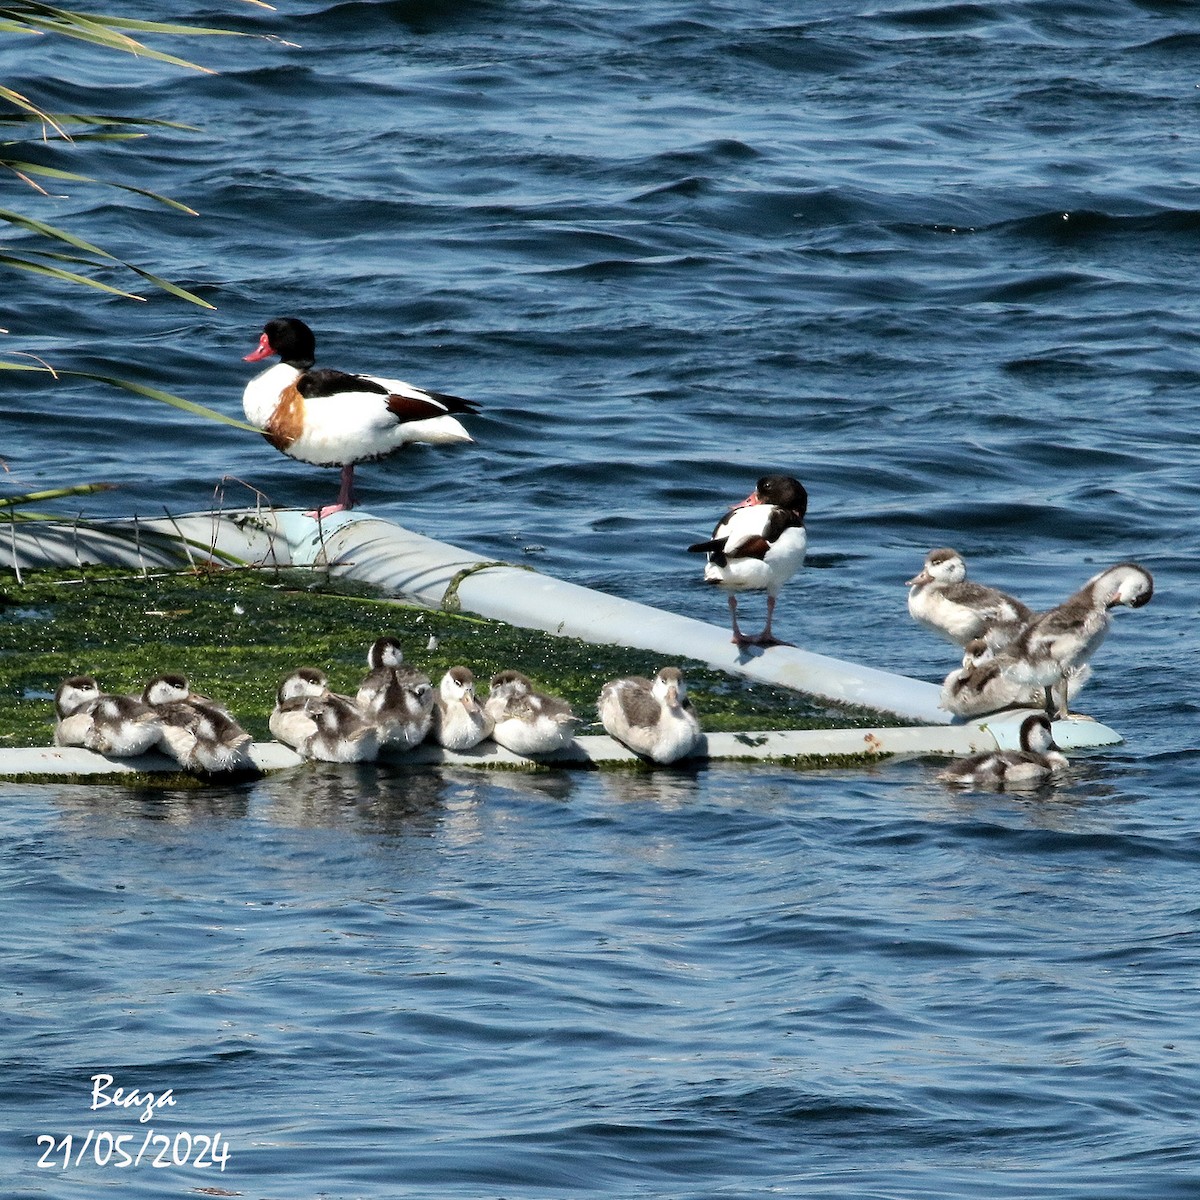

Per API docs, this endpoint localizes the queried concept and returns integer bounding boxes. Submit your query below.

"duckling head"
[488,670,532,701]
[55,676,101,719]
[907,547,965,588]
[1018,713,1059,755]
[367,636,405,671]
[277,667,328,705]
[144,674,191,706]
[441,666,478,707]
[1098,563,1153,610]
[652,667,688,710]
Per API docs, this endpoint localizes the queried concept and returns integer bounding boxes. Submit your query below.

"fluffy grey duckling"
[271,667,378,763]
[937,713,1068,789]
[1001,562,1152,719]
[54,676,163,756]
[484,670,576,756]
[432,667,494,751]
[142,674,255,774]
[356,637,434,751]
[907,548,1034,650]
[597,667,702,764]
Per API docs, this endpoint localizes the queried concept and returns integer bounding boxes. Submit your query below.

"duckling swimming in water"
[143,674,255,775]
[598,667,702,764]
[432,667,494,751]
[907,548,1034,650]
[356,638,434,751]
[54,676,163,756]
[1002,562,1153,719]
[484,670,576,756]
[937,713,1068,789]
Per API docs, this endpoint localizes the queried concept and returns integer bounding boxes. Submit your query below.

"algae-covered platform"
[0,508,1121,781]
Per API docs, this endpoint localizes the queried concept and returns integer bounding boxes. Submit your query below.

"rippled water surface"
[4,1,1199,1196]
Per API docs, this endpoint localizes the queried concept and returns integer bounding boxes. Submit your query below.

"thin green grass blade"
[0,210,211,305]
[0,252,144,298]
[0,204,116,259]
[0,483,115,509]
[0,360,261,433]
[122,264,213,309]
[0,159,200,214]
[0,112,197,132]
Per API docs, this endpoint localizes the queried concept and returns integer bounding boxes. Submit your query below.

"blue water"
[3,2,1199,1196]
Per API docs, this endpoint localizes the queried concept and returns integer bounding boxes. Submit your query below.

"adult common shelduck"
[1001,562,1153,719]
[432,667,494,751]
[598,666,702,765]
[142,674,256,775]
[242,316,479,516]
[906,548,1033,649]
[688,474,808,648]
[484,670,577,757]
[937,713,1068,789]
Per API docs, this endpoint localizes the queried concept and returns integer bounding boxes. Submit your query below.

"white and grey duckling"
[937,713,1068,790]
[907,548,1034,650]
[1002,562,1153,719]
[271,667,378,763]
[688,474,808,648]
[940,639,1092,719]
[598,666,703,765]
[54,676,163,756]
[355,637,435,751]
[484,670,577,756]
[142,674,255,775]
[432,666,494,751]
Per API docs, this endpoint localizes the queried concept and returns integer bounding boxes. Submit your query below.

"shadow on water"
[256,761,450,836]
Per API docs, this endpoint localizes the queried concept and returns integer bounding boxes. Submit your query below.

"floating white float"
[0,507,1122,778]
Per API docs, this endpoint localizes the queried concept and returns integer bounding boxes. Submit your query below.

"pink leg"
[337,463,356,510]
[729,595,749,647]
[306,464,356,520]
[745,595,793,648]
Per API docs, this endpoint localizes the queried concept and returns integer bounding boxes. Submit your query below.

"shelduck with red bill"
[242,316,479,517]
[688,474,808,648]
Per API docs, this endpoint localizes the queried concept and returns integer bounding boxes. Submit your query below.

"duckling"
[1002,562,1153,718]
[270,667,378,763]
[598,666,702,764]
[143,674,255,775]
[939,639,1092,719]
[54,676,163,756]
[303,693,380,763]
[269,667,330,749]
[484,670,577,756]
[907,548,1034,649]
[937,713,1068,789]
[53,676,102,747]
[432,666,494,751]
[356,638,434,751]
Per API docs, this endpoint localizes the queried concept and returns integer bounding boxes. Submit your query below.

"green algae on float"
[0,566,900,750]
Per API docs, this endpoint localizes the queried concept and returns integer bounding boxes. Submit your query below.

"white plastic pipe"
[1,507,1123,755]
